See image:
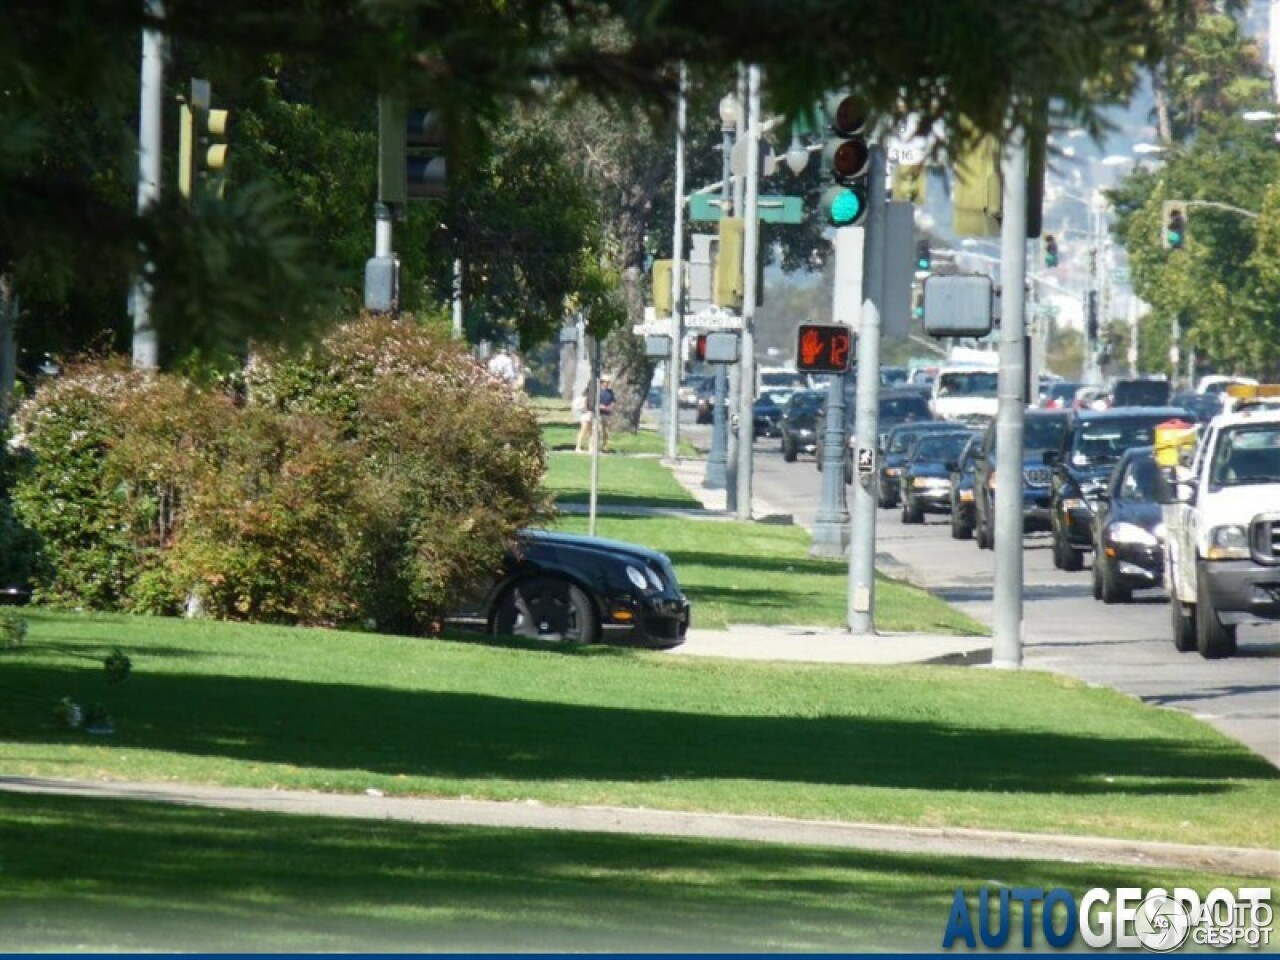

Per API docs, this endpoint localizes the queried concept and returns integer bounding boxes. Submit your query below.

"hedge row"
[2,315,550,633]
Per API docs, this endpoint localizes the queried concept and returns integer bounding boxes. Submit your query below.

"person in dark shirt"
[598,376,616,451]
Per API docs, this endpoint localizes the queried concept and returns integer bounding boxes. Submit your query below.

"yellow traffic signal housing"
[178,80,230,199]
[652,259,673,316]
[714,217,745,309]
[952,133,1002,237]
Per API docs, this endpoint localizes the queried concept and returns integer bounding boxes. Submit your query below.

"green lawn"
[2,609,1276,850]
[0,789,1268,953]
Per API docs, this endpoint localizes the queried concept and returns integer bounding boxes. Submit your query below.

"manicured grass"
[551,513,984,635]
[543,447,701,508]
[0,790,1268,953]
[2,609,1277,849]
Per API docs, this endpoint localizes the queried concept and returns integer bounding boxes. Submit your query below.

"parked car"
[444,530,690,648]
[971,409,1072,550]
[780,388,825,462]
[898,429,979,524]
[876,421,963,507]
[948,434,983,540]
[1046,406,1191,571]
[1090,446,1164,604]
[752,390,787,438]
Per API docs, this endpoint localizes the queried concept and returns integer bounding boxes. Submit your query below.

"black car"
[752,390,788,439]
[971,409,1072,550]
[444,530,690,648]
[899,429,978,524]
[876,420,961,507]
[1091,447,1165,604]
[947,434,982,540]
[1046,406,1191,571]
[781,388,825,462]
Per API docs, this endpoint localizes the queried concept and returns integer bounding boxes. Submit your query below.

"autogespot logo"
[941,885,1273,952]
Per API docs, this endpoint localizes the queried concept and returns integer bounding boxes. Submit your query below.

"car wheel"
[1098,554,1131,604]
[782,438,797,463]
[950,508,972,540]
[1171,592,1197,653]
[903,495,923,524]
[1195,569,1237,659]
[1091,554,1103,600]
[493,577,598,644]
[976,516,992,550]
[1054,530,1082,571]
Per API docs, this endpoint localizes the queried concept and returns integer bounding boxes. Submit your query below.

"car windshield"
[988,416,1068,455]
[1071,419,1161,464]
[881,395,931,420]
[889,428,930,454]
[1210,424,1280,487]
[913,433,973,462]
[1118,456,1159,502]
[937,370,998,398]
[788,391,824,413]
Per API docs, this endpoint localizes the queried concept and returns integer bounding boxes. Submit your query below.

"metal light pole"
[704,91,737,490]
[847,146,886,635]
[735,64,762,521]
[130,0,165,370]
[992,122,1030,669]
[725,66,746,515]
[666,64,687,461]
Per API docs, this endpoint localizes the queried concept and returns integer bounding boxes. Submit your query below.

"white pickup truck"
[1161,405,1280,658]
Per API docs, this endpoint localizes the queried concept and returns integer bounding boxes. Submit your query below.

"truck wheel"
[1195,572,1237,658]
[1170,595,1196,653]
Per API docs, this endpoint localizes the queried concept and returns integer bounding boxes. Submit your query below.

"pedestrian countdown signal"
[796,324,853,374]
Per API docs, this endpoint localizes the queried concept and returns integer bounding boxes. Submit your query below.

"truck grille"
[1024,468,1051,487]
[1250,513,1280,566]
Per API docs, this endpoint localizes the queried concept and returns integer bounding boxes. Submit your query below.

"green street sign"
[689,193,805,224]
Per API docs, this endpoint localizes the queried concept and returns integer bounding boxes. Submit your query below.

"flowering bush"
[8,316,550,633]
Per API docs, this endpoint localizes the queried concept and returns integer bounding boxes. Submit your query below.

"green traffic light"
[822,185,866,227]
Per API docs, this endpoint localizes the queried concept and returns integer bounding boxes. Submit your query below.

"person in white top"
[487,346,518,384]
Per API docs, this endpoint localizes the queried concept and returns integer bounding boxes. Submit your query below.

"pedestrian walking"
[598,375,616,452]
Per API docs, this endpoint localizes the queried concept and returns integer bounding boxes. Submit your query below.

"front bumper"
[1105,542,1164,588]
[601,593,690,648]
[910,484,953,512]
[1200,561,1280,625]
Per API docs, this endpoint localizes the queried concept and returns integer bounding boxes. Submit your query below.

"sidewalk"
[655,454,995,666]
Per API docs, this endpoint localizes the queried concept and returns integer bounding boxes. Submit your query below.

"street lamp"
[703,92,738,491]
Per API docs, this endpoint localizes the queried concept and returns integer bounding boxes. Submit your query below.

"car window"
[881,395,931,419]
[1210,424,1280,487]
[913,433,973,462]
[937,371,998,397]
[1112,380,1171,407]
[888,428,921,454]
[1118,456,1158,502]
[1070,418,1161,464]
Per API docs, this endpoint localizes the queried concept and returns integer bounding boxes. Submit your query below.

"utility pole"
[666,64,687,461]
[130,0,165,370]
[992,122,1030,669]
[725,65,746,515]
[847,145,886,635]
[704,89,735,490]
[735,64,761,521]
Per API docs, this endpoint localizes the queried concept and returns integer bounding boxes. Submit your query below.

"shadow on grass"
[1,790,1184,953]
[555,492,703,509]
[3,661,1274,796]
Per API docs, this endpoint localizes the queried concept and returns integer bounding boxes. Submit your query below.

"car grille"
[1024,468,1051,487]
[1250,513,1280,566]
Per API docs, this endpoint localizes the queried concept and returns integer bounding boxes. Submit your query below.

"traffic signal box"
[795,324,853,374]
[178,78,230,200]
[1163,201,1187,250]
[915,239,931,271]
[378,95,448,205]
[820,94,871,228]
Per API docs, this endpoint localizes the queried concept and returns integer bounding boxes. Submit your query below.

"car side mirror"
[1043,450,1061,466]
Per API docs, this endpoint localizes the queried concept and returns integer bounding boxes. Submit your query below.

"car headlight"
[1061,497,1089,512]
[959,489,974,502]
[1107,522,1157,546]
[626,565,651,591]
[1206,525,1250,560]
[885,467,901,477]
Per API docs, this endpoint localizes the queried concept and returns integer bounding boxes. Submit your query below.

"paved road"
[734,432,1280,769]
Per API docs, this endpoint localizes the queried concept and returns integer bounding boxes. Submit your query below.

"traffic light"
[820,94,871,228]
[1163,201,1187,250]
[652,259,673,315]
[178,78,230,199]
[795,324,853,374]
[915,239,931,271]
[694,332,739,363]
[377,96,447,204]
[1043,234,1059,268]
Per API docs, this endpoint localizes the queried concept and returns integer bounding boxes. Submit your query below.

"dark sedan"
[899,430,979,524]
[948,434,982,540]
[752,390,788,439]
[1047,406,1191,571]
[444,530,690,648]
[1091,447,1165,604]
[877,421,959,508]
[781,388,825,461]
[971,409,1071,550]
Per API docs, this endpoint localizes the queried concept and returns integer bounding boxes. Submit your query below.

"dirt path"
[4,775,1276,878]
